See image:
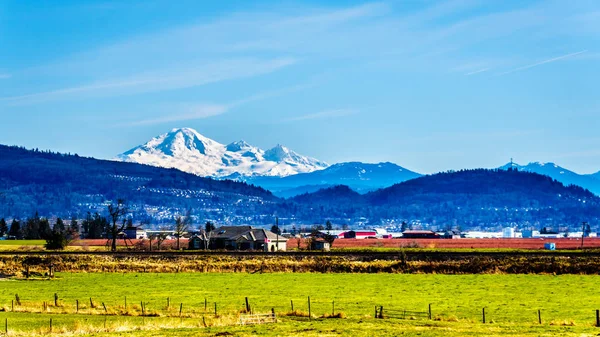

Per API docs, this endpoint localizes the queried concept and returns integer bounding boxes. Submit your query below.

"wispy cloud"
[120,83,314,127]
[498,50,587,75]
[0,74,10,79]
[128,104,228,126]
[2,58,296,105]
[466,68,490,76]
[286,109,357,122]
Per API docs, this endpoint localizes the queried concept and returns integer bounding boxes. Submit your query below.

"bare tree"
[174,210,192,250]
[153,227,170,251]
[202,221,215,250]
[107,199,128,252]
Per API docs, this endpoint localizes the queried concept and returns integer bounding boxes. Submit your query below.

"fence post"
[428,303,432,320]
[374,306,377,318]
[245,297,250,313]
[90,297,94,309]
[332,301,335,316]
[379,306,383,319]
[291,300,294,312]
[54,293,58,307]
[141,301,144,316]
[538,310,542,324]
[124,296,127,310]
[179,303,183,317]
[214,302,217,316]
[102,302,108,313]
[167,297,170,310]
[596,309,599,327]
[482,308,486,324]
[308,296,311,321]
[49,318,52,332]
[204,298,207,312]
[271,308,275,319]
[11,300,13,312]
[5,318,7,334]
[76,299,79,313]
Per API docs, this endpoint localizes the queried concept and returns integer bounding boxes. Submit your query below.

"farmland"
[289,237,600,250]
[1,273,600,336]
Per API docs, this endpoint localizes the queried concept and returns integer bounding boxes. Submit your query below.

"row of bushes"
[1,254,599,275]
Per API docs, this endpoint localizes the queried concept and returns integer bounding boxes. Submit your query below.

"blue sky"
[1,0,599,174]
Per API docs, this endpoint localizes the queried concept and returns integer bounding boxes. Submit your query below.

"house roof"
[211,226,253,239]
[212,226,287,242]
[402,230,437,234]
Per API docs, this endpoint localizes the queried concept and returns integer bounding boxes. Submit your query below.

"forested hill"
[291,169,600,228]
[1,145,599,229]
[367,169,596,207]
[0,145,278,221]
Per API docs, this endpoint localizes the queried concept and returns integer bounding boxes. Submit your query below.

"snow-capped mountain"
[115,128,328,178]
[499,161,600,195]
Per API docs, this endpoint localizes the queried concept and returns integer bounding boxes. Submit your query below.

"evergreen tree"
[54,218,65,233]
[0,218,7,237]
[69,216,79,235]
[82,212,108,239]
[39,218,52,239]
[24,213,41,239]
[8,219,22,239]
[325,220,333,231]
[205,221,215,233]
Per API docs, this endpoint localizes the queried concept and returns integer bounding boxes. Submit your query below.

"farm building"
[345,230,377,239]
[188,233,209,250]
[211,226,287,251]
[316,230,349,239]
[123,226,146,239]
[310,238,331,251]
[402,230,440,239]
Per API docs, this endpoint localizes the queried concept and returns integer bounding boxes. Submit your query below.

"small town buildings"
[210,226,288,251]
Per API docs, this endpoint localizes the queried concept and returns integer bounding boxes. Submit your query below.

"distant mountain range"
[113,127,600,197]
[290,169,600,228]
[246,162,422,197]
[498,162,600,196]
[116,128,328,178]
[1,145,599,229]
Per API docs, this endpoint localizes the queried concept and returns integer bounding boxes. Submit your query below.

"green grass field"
[1,273,600,336]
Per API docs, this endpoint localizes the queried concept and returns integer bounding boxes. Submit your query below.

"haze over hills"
[116,128,328,178]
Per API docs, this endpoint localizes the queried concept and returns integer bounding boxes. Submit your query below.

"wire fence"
[3,295,600,335]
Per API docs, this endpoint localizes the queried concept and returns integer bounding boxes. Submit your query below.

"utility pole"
[582,221,588,249]
[276,217,279,251]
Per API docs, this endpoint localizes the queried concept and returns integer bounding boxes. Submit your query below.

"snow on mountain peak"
[116,128,328,178]
[226,140,253,152]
